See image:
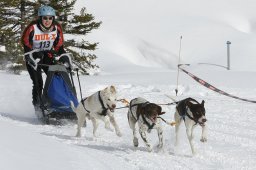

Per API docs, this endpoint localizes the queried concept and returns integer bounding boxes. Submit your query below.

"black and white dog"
[127,97,165,152]
[174,97,207,155]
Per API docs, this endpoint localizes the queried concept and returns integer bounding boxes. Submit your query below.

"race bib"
[32,24,57,51]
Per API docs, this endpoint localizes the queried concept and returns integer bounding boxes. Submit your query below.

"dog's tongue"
[199,122,205,127]
[150,117,157,123]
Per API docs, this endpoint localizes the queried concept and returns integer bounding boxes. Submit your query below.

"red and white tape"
[179,67,256,104]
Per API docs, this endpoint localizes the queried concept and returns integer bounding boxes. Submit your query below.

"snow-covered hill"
[76,0,256,72]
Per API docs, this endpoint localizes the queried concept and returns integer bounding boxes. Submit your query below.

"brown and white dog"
[174,97,207,155]
[127,97,165,152]
[71,86,122,137]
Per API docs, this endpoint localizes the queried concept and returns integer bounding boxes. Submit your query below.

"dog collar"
[142,114,155,130]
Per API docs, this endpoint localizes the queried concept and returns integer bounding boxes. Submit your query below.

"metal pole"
[175,36,182,96]
[226,41,231,70]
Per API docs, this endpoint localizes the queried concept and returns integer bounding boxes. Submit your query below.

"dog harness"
[80,91,108,116]
[177,98,199,125]
[141,113,156,130]
[129,98,156,130]
[81,97,90,113]
[98,91,108,116]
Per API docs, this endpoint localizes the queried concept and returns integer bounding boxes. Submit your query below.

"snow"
[0,45,5,52]
[1,0,256,169]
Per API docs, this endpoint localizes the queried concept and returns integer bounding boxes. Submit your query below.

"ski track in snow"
[1,74,256,170]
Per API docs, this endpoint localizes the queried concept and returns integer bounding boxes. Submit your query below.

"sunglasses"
[42,16,53,21]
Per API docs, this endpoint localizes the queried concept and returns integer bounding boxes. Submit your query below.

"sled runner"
[24,50,79,124]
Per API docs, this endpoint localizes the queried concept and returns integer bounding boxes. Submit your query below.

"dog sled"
[24,50,79,124]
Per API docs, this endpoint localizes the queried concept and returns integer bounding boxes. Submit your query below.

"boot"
[34,105,43,119]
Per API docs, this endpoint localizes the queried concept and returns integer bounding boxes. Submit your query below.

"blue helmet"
[38,6,56,16]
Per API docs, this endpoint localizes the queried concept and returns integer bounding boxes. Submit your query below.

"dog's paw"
[76,131,81,137]
[147,146,153,152]
[76,134,81,138]
[200,137,207,143]
[157,143,163,149]
[116,131,122,137]
[133,137,139,147]
[105,124,114,131]
[93,132,100,138]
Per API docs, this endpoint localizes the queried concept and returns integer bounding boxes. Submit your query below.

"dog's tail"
[70,100,76,111]
[117,98,130,106]
[158,116,176,126]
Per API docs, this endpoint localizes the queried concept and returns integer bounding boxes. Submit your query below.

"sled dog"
[127,97,165,152]
[174,97,207,155]
[71,85,121,137]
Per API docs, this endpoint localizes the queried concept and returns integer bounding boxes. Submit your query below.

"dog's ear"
[158,112,166,115]
[104,87,108,91]
[110,85,116,93]
[201,100,205,106]
[186,101,193,108]
[137,105,146,116]
[157,105,163,115]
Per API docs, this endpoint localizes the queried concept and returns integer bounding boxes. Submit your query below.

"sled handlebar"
[24,50,74,71]
[55,53,74,70]
[24,49,40,70]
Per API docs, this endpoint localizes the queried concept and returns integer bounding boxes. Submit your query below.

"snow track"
[1,71,256,169]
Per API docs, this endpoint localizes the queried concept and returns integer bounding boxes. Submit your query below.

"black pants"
[26,55,54,106]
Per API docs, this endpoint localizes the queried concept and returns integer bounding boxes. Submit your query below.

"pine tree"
[0,0,37,73]
[0,0,102,74]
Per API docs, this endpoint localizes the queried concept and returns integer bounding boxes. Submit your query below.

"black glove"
[59,55,69,64]
[32,51,44,59]
[59,55,71,70]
